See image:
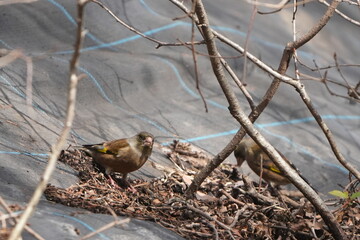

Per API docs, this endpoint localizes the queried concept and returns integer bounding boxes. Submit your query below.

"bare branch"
[0,0,37,6]
[8,0,87,239]
[0,196,45,240]
[333,54,360,100]
[156,40,206,49]
[23,55,33,107]
[257,0,289,15]
[80,217,130,240]
[292,0,300,80]
[89,0,200,49]
[291,0,341,49]
[322,0,360,26]
[177,0,360,182]
[189,5,209,112]
[220,58,255,109]
[241,4,257,84]
[0,49,22,67]
[0,49,34,106]
[295,58,360,102]
[175,200,232,232]
[179,0,349,239]
[246,0,315,9]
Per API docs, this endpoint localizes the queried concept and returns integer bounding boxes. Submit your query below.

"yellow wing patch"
[269,165,282,174]
[96,147,108,153]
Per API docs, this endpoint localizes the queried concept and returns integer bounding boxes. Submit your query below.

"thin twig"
[23,55,33,107]
[229,205,249,228]
[169,0,255,109]
[158,219,213,238]
[241,175,280,206]
[219,189,246,207]
[0,212,22,222]
[156,40,206,49]
[184,203,232,231]
[220,58,255,110]
[333,54,352,91]
[257,0,289,14]
[246,0,315,9]
[241,3,257,85]
[7,0,87,239]
[300,60,360,103]
[169,198,233,232]
[0,49,22,67]
[322,0,360,26]
[173,39,245,59]
[189,5,208,112]
[90,0,200,49]
[0,197,45,240]
[0,49,33,107]
[80,218,130,240]
[271,225,315,238]
[0,0,38,6]
[201,219,219,240]
[334,54,360,100]
[292,0,300,80]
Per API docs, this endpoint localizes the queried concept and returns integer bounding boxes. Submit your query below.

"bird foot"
[107,176,137,193]
[108,177,122,189]
[126,185,137,193]
[119,179,137,193]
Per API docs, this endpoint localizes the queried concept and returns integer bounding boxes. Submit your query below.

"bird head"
[137,131,154,148]
[234,137,254,167]
[234,144,246,166]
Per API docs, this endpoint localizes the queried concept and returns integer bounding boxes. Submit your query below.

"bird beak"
[143,137,153,147]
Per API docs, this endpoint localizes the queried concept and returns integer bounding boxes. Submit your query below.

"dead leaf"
[195,191,217,202]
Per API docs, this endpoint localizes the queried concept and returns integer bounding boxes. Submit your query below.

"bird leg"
[104,171,136,192]
[103,172,137,193]
[101,168,122,189]
[106,174,121,189]
[119,174,137,193]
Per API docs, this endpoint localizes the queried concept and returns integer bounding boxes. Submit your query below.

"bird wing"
[266,163,282,174]
[82,143,107,152]
[252,148,288,175]
[82,138,129,156]
[256,147,317,191]
[102,138,130,155]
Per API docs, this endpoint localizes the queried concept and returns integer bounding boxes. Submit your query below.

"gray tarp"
[0,0,359,239]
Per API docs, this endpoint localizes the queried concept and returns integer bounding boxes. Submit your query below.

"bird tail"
[71,145,85,149]
[71,145,93,156]
[290,163,319,194]
[72,144,100,150]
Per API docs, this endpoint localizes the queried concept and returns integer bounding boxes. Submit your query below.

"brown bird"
[81,131,154,190]
[234,137,291,185]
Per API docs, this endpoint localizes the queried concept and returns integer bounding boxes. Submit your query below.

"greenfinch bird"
[80,131,154,190]
[234,137,291,185]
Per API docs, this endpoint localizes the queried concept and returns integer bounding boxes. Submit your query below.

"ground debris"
[44,145,359,240]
